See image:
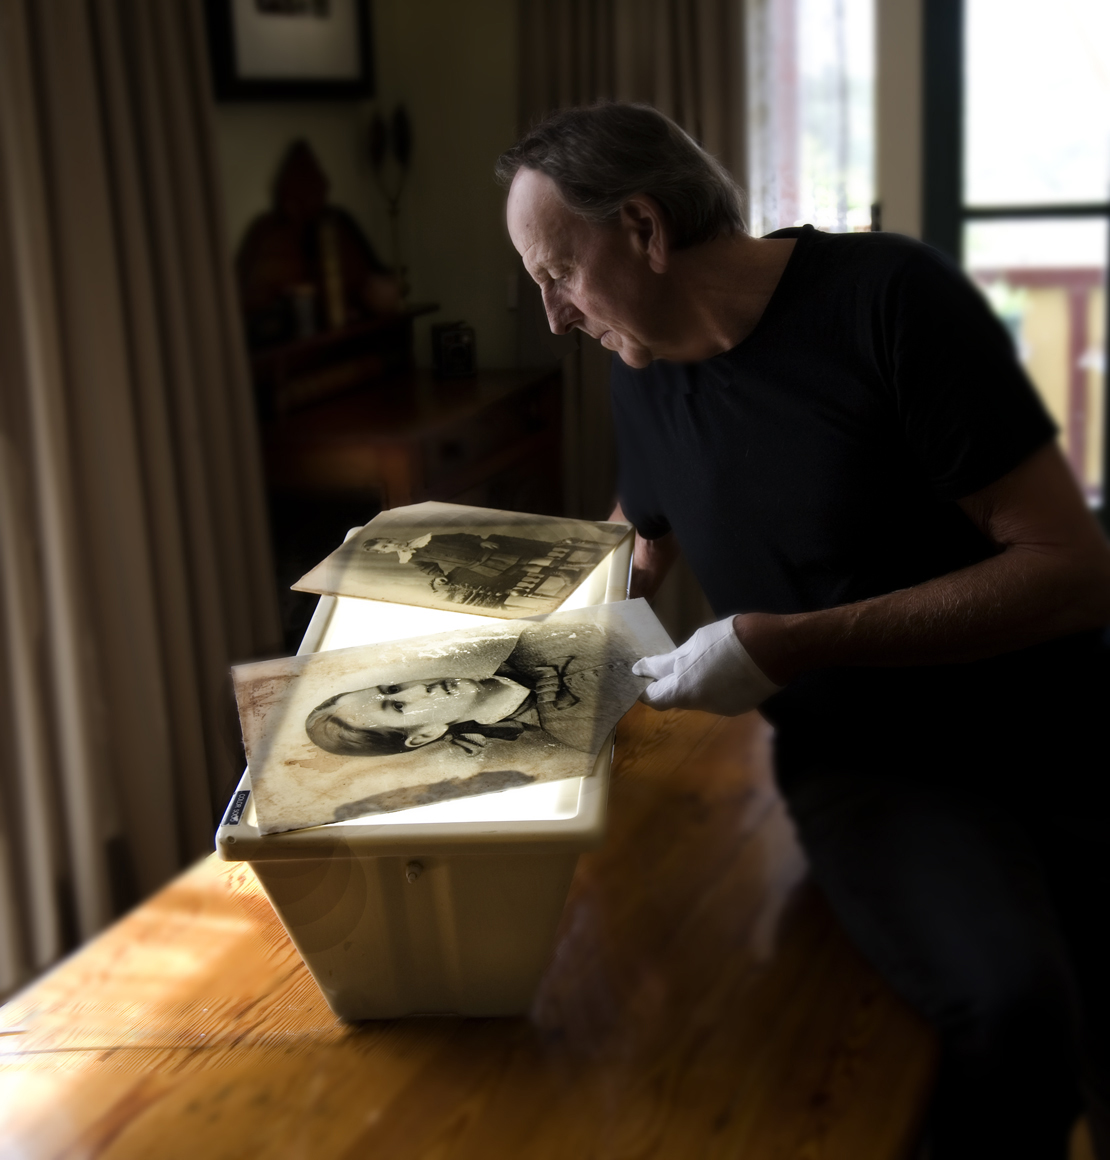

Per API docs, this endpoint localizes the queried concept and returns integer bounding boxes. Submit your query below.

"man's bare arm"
[610,502,680,600]
[737,442,1110,685]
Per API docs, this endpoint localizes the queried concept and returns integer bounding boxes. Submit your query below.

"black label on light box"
[224,790,250,827]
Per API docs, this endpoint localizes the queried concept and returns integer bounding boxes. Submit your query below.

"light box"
[216,529,633,1018]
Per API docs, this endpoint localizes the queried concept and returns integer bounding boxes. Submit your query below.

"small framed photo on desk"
[205,0,374,100]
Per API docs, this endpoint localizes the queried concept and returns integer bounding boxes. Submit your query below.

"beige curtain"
[0,0,281,994]
[516,0,743,639]
[519,0,746,176]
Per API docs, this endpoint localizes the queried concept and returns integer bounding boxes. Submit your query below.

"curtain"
[519,0,746,176]
[516,0,743,639]
[0,0,281,994]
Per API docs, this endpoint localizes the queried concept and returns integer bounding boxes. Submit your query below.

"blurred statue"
[236,139,400,349]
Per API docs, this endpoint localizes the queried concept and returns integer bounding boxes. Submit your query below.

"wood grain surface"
[0,705,936,1159]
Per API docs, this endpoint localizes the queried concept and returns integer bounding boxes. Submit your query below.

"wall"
[211,0,520,369]
[875,0,922,239]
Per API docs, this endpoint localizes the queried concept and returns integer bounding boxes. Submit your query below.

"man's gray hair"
[496,103,745,248]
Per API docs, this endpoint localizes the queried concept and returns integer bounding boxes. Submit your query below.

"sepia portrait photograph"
[293,501,632,619]
[233,600,672,834]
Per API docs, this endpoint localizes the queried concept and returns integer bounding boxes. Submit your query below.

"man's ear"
[403,723,448,748]
[619,195,669,273]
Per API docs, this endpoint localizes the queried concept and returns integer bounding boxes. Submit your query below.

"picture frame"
[205,0,374,101]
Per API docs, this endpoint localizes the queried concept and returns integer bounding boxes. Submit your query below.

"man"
[498,103,1110,1159]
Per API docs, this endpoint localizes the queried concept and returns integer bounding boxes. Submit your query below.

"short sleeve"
[610,359,672,539]
[888,246,1057,501]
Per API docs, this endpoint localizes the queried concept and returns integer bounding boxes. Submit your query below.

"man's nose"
[541,285,582,336]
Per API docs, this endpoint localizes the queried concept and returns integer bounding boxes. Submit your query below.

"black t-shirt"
[612,226,1108,792]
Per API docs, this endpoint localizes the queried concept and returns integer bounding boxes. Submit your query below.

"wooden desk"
[249,306,439,419]
[0,706,935,1158]
[263,367,562,513]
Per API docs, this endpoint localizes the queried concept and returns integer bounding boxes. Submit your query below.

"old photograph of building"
[293,501,632,618]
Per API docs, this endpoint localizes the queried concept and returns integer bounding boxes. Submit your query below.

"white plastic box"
[216,532,632,1019]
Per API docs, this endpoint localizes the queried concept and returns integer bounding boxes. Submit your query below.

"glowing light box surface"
[315,598,495,654]
[312,544,619,655]
[333,776,582,826]
[266,542,626,829]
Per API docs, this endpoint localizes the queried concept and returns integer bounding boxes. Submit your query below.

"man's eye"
[380,685,401,694]
[390,701,404,713]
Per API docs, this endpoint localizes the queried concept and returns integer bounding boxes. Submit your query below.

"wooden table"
[0,706,936,1158]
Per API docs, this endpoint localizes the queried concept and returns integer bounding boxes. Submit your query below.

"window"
[926,0,1110,505]
[747,0,875,237]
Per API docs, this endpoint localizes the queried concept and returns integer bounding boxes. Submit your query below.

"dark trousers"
[781,766,1110,1160]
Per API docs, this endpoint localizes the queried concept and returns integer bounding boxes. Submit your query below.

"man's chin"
[595,330,652,368]
[615,348,653,370]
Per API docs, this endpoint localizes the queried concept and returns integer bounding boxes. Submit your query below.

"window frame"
[922,0,1110,523]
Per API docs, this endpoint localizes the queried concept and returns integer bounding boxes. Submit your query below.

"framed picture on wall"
[205,0,374,100]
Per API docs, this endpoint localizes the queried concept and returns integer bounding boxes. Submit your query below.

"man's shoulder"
[773,223,926,256]
[795,227,951,286]
[774,228,979,351]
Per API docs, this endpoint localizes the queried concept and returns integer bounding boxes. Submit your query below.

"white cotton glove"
[632,616,783,716]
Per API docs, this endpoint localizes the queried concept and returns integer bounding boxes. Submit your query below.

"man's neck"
[654,232,797,362]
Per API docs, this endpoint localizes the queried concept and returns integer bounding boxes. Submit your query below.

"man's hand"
[610,502,679,600]
[633,617,782,715]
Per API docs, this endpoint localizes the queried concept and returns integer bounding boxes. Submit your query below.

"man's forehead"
[507,168,583,261]
[507,167,563,219]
